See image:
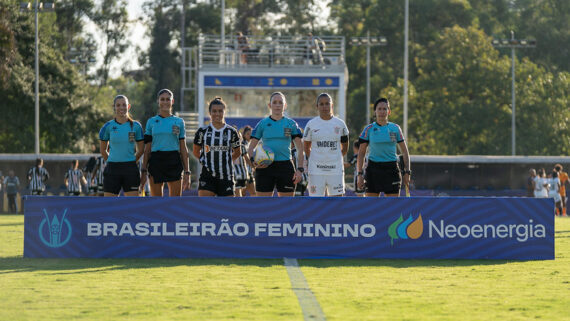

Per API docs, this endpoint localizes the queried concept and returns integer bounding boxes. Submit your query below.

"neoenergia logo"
[388,214,423,245]
[39,208,72,248]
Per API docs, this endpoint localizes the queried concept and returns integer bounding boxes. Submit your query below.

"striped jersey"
[95,156,106,186]
[27,166,49,192]
[233,144,248,180]
[65,169,84,193]
[194,124,240,181]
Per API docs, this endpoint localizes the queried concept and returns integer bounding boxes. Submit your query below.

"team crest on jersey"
[310,185,317,194]
[334,126,341,134]
[128,132,135,142]
[284,128,292,137]
[172,125,180,136]
[390,132,397,142]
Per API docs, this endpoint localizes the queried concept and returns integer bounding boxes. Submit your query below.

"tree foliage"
[0,0,568,156]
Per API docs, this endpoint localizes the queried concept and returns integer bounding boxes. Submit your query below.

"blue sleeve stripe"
[99,121,111,140]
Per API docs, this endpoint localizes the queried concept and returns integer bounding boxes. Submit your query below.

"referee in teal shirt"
[357,98,411,197]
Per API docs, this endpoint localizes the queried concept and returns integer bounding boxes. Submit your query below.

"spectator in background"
[305,33,326,65]
[554,164,568,216]
[64,159,87,196]
[527,168,536,197]
[28,158,49,195]
[4,170,20,213]
[236,32,250,64]
[533,168,549,198]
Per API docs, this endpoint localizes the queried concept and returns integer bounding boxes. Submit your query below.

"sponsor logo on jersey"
[316,141,337,149]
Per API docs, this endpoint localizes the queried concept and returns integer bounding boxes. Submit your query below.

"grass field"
[1,214,569,321]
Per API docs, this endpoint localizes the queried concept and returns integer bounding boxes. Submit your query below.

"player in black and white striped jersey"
[64,159,87,196]
[193,97,241,196]
[93,156,106,196]
[27,158,49,195]
[233,132,248,196]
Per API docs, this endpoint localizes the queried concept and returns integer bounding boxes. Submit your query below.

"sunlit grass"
[1,214,568,320]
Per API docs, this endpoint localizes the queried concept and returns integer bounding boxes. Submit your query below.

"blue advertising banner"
[204,76,340,88]
[24,197,554,260]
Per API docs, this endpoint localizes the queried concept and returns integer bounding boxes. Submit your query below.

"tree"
[92,0,130,86]
[0,6,104,153]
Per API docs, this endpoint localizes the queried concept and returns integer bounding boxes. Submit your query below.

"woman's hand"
[182,172,191,191]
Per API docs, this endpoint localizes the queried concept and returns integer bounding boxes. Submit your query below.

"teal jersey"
[99,119,144,162]
[359,122,404,162]
[145,115,186,152]
[251,116,302,161]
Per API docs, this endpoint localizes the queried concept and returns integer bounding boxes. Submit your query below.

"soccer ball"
[253,144,274,166]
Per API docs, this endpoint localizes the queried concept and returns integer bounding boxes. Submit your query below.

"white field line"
[283,258,326,321]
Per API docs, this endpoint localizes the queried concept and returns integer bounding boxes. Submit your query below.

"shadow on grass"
[0,256,285,274]
[0,255,514,275]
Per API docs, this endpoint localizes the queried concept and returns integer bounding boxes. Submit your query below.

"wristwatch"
[403,170,412,175]
[357,171,364,176]
[184,171,191,175]
[297,167,304,173]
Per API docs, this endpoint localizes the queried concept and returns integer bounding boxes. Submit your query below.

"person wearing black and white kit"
[93,155,106,196]
[357,98,410,197]
[240,125,256,196]
[27,158,49,195]
[64,159,87,196]
[247,92,304,197]
[141,89,191,197]
[193,97,241,196]
[232,128,249,196]
[99,95,144,197]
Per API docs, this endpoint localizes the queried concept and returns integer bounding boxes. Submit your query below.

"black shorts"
[255,160,295,193]
[198,167,234,196]
[365,161,401,194]
[148,151,183,183]
[235,179,246,189]
[103,161,140,194]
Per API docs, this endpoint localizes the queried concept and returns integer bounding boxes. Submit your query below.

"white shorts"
[549,192,562,203]
[308,174,345,196]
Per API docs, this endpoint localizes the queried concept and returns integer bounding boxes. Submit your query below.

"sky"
[91,0,331,78]
[85,0,149,78]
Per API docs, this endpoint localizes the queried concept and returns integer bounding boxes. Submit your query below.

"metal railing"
[198,34,345,69]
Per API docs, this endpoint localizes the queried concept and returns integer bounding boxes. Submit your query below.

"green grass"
[1,214,569,320]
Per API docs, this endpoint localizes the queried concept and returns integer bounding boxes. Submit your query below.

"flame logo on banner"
[388,214,423,245]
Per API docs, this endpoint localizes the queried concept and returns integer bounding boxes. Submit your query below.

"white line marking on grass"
[283,258,326,321]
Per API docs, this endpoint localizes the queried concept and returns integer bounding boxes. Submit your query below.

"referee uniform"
[144,115,186,183]
[28,166,49,195]
[99,119,144,194]
[194,124,240,196]
[251,116,302,193]
[359,122,405,194]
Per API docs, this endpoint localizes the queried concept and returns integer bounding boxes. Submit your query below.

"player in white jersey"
[303,93,349,196]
